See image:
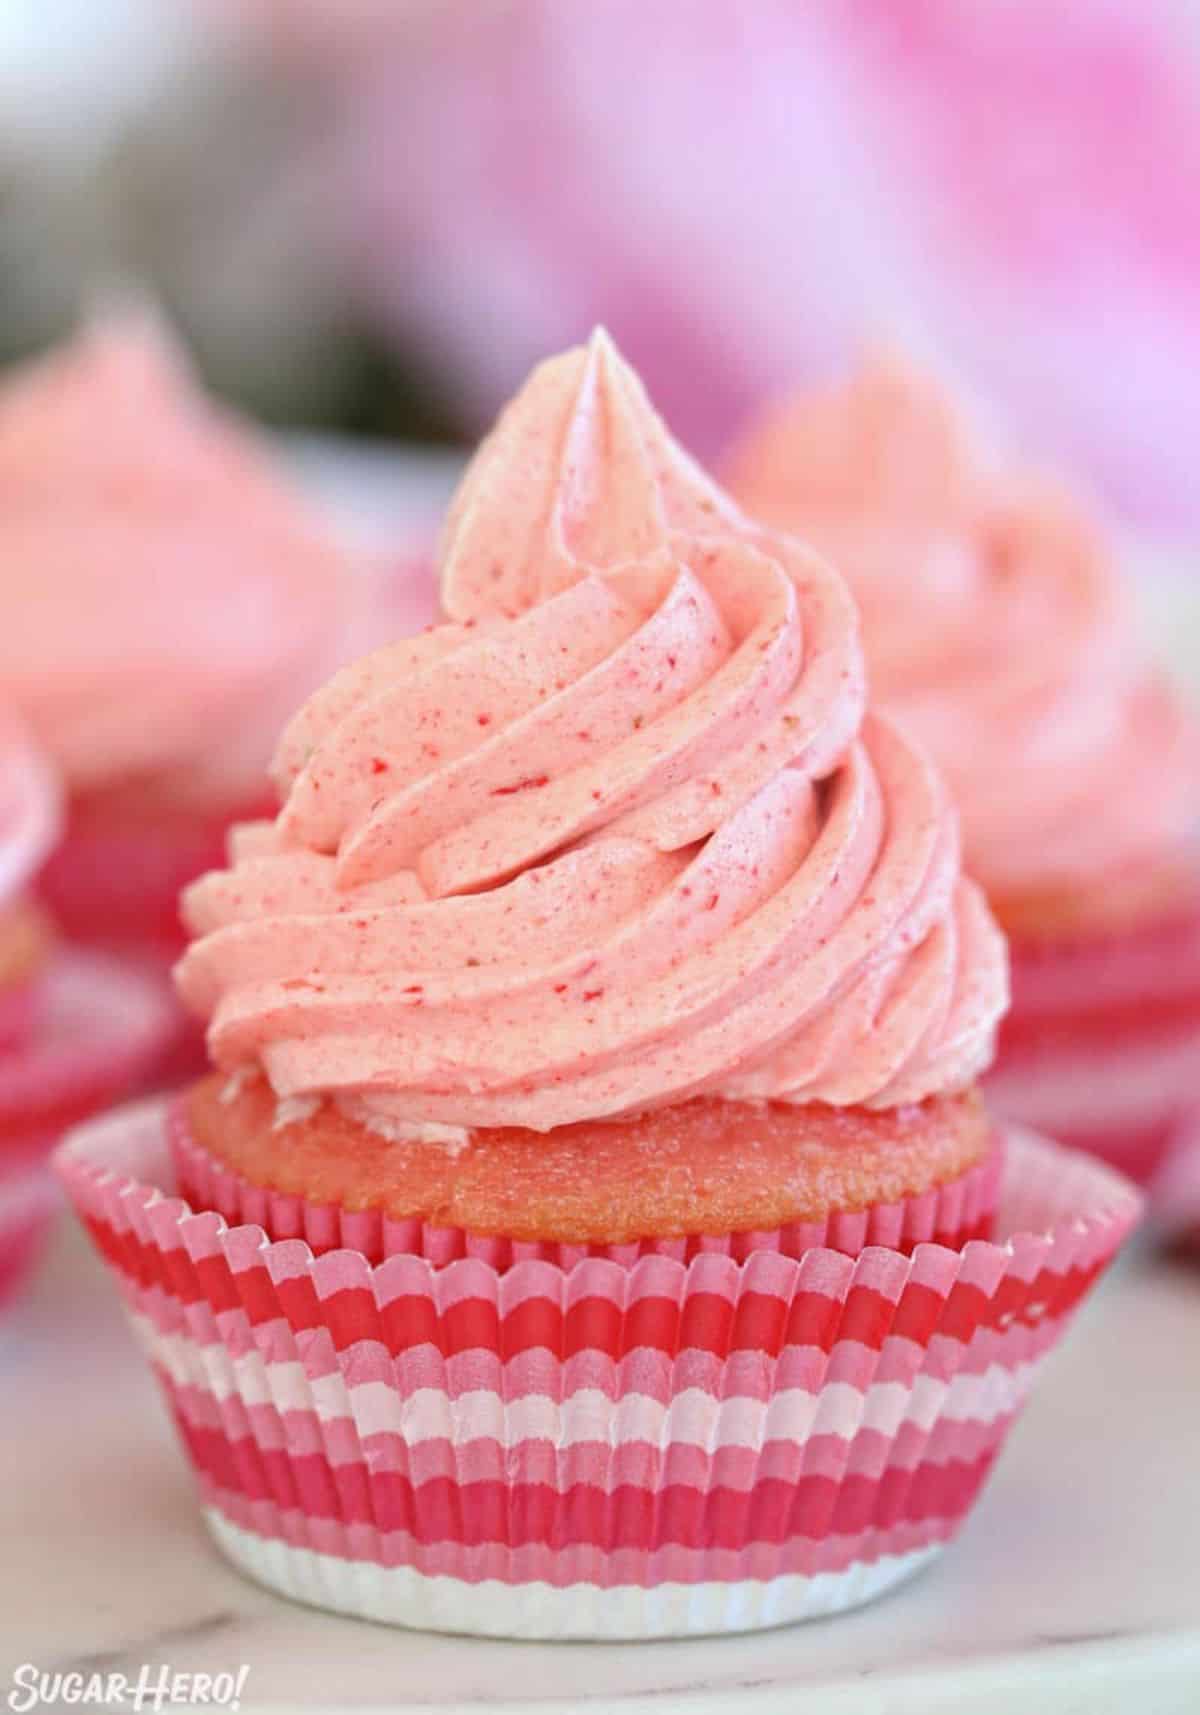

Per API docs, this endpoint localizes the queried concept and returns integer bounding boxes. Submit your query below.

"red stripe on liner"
[173,1416,996,1552]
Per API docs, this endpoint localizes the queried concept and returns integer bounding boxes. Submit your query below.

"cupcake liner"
[35,801,261,1089]
[0,977,39,1054]
[0,952,175,1142]
[988,1025,1200,1187]
[55,1097,1140,1638]
[37,793,272,955]
[1007,896,1200,1020]
[0,951,174,1310]
[102,956,209,1091]
[167,1098,1004,1269]
[990,893,1200,1190]
[149,1014,211,1092]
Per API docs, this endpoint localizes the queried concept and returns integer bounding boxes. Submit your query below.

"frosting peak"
[178,334,1007,1130]
[440,328,742,621]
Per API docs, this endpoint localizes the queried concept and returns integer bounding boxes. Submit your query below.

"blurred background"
[4,0,1200,538]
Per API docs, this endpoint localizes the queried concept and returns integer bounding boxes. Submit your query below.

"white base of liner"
[204,1511,939,1640]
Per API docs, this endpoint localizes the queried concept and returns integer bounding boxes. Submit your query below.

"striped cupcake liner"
[988,1025,1200,1188]
[992,892,1200,1192]
[167,1098,1004,1269]
[0,978,38,1054]
[36,792,273,956]
[0,953,174,1311]
[1006,894,1200,1019]
[55,1098,1139,1638]
[991,886,1200,1192]
[0,953,174,1142]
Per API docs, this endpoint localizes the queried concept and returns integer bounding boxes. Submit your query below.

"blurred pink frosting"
[226,0,1200,532]
[0,717,60,912]
[724,358,1200,906]
[0,310,363,806]
[177,333,1007,1130]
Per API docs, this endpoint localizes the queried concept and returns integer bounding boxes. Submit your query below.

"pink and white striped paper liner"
[988,1030,1200,1186]
[0,953,174,1311]
[55,1099,1141,1639]
[167,1100,1003,1269]
[36,803,272,1086]
[0,978,38,1054]
[1006,899,1200,1020]
[0,953,174,1140]
[36,795,272,957]
[991,896,1200,1189]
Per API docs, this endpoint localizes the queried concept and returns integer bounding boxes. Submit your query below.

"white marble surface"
[1,1217,1198,1715]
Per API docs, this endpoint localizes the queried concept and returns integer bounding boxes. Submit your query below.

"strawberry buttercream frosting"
[725,357,1200,907]
[177,332,1007,1131]
[0,309,358,806]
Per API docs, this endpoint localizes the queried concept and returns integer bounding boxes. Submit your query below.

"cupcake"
[56,333,1139,1638]
[0,307,376,973]
[725,358,1200,1188]
[0,715,172,1308]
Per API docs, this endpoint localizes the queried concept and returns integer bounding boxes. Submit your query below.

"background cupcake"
[0,305,386,968]
[724,358,1200,1187]
[57,335,1141,1637]
[0,713,171,1307]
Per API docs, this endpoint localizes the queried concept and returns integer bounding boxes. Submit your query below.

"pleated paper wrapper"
[167,1098,1004,1268]
[0,955,173,1310]
[991,897,1200,1188]
[55,1098,1141,1639]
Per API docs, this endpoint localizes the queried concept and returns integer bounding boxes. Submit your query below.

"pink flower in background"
[228,0,1200,533]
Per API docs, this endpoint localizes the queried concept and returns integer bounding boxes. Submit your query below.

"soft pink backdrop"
[224,0,1200,534]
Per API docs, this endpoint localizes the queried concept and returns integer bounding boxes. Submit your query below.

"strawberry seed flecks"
[491,775,550,796]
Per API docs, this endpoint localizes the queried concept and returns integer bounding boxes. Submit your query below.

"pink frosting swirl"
[0,715,60,912]
[177,333,1006,1130]
[0,309,358,804]
[725,357,1200,905]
